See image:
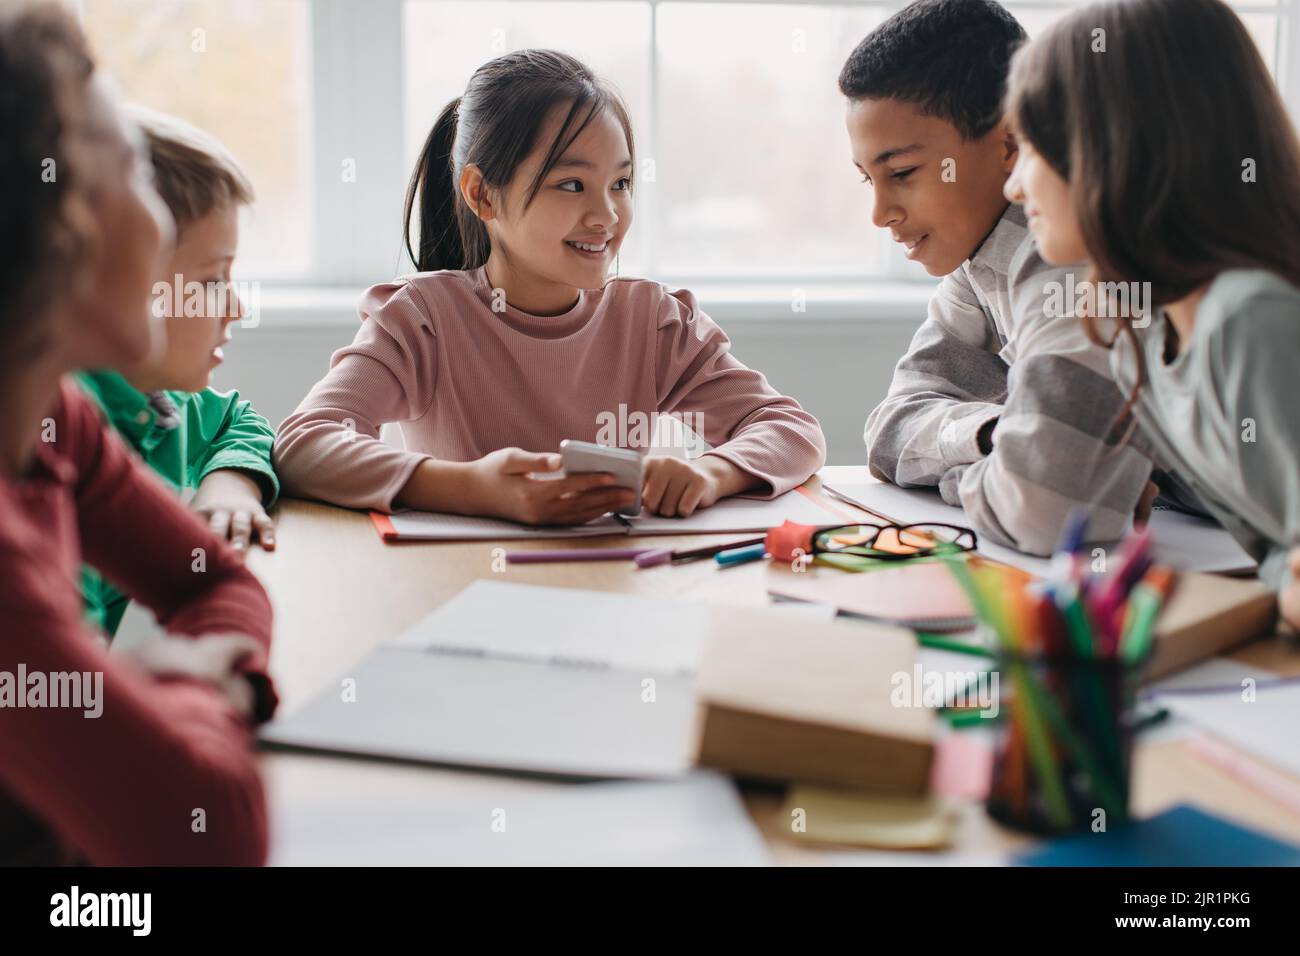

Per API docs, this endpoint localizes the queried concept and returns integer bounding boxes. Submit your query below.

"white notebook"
[371,485,851,541]
[259,582,801,778]
[270,771,770,867]
[388,580,714,673]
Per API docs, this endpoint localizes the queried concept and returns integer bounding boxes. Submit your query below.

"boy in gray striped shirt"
[840,0,1151,555]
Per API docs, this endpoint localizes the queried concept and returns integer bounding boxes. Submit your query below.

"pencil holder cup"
[985,650,1150,835]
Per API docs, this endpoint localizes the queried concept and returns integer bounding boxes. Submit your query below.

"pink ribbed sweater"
[274,267,826,512]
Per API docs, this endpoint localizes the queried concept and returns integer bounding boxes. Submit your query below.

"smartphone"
[559,440,643,517]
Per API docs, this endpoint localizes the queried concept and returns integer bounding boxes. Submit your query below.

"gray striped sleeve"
[864,267,1008,486]
[951,247,1153,555]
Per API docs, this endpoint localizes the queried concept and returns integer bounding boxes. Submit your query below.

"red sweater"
[0,380,276,865]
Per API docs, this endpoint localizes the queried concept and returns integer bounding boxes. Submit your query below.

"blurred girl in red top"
[0,2,276,865]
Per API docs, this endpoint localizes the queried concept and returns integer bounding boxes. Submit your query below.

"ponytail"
[405,97,459,273]
[403,50,635,275]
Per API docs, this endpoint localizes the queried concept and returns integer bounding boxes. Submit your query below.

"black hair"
[404,49,634,274]
[838,0,1026,140]
[0,1,95,364]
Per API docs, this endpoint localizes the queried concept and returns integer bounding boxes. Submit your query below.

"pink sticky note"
[930,731,993,801]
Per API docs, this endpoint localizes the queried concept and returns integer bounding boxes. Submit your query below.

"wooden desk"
[249,466,1300,863]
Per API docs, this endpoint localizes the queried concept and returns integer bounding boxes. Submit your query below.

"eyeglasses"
[810,522,978,561]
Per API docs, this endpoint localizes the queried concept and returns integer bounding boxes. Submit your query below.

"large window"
[83,0,1300,290]
[83,0,313,278]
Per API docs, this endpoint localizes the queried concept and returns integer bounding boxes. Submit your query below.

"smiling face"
[128,203,242,392]
[845,97,1017,276]
[1003,138,1088,266]
[465,102,633,314]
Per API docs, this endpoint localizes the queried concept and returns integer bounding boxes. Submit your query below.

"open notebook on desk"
[260,581,853,778]
[370,484,855,542]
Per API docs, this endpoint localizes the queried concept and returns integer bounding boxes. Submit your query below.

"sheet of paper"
[381,486,843,540]
[388,580,713,673]
[1144,655,1271,696]
[825,482,1256,576]
[270,772,770,866]
[1152,680,1300,779]
[764,597,839,622]
[767,561,974,629]
[385,509,623,541]
[781,785,958,850]
[625,487,847,534]
[1144,504,1258,575]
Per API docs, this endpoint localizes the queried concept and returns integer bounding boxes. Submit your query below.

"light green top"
[1112,269,1300,591]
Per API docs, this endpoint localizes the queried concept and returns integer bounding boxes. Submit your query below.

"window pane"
[655,3,892,279]
[82,0,312,279]
[1011,3,1277,72]
[404,1,652,273]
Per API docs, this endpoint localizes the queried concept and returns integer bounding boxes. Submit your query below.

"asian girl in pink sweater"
[274,50,826,526]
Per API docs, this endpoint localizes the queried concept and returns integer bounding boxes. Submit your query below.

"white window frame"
[86,0,1300,325]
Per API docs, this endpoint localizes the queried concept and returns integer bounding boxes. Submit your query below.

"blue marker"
[1058,506,1091,555]
[715,543,767,567]
[1049,506,1091,583]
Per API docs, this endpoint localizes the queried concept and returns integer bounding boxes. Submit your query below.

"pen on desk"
[675,536,767,561]
[715,543,767,567]
[915,633,995,658]
[634,536,767,569]
[633,548,675,568]
[1132,705,1170,734]
[506,547,656,564]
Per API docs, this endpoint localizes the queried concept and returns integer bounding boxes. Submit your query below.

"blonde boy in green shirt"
[79,108,276,636]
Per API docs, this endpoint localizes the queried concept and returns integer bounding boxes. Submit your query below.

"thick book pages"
[693,616,936,794]
[1148,572,1277,680]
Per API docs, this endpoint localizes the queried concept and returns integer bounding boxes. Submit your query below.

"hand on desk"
[640,454,755,518]
[1280,547,1300,630]
[193,469,275,552]
[1134,480,1160,525]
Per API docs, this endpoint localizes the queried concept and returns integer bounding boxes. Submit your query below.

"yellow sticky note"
[781,786,957,850]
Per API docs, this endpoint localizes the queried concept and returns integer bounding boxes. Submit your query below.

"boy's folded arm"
[0,601,268,866]
[188,389,280,507]
[64,389,277,717]
[653,289,826,498]
[946,256,1153,556]
[864,271,1009,486]
[273,281,439,512]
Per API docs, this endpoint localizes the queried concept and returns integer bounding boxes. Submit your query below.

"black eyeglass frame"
[809,522,979,561]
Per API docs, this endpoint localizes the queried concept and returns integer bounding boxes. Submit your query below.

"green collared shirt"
[75,370,279,636]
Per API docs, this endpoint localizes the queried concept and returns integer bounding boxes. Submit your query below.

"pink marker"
[505,547,656,564]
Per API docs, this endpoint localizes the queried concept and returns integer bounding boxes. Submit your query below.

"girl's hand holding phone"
[467,447,635,526]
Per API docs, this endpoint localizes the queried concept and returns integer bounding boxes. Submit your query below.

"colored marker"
[715,543,767,567]
[506,547,656,564]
